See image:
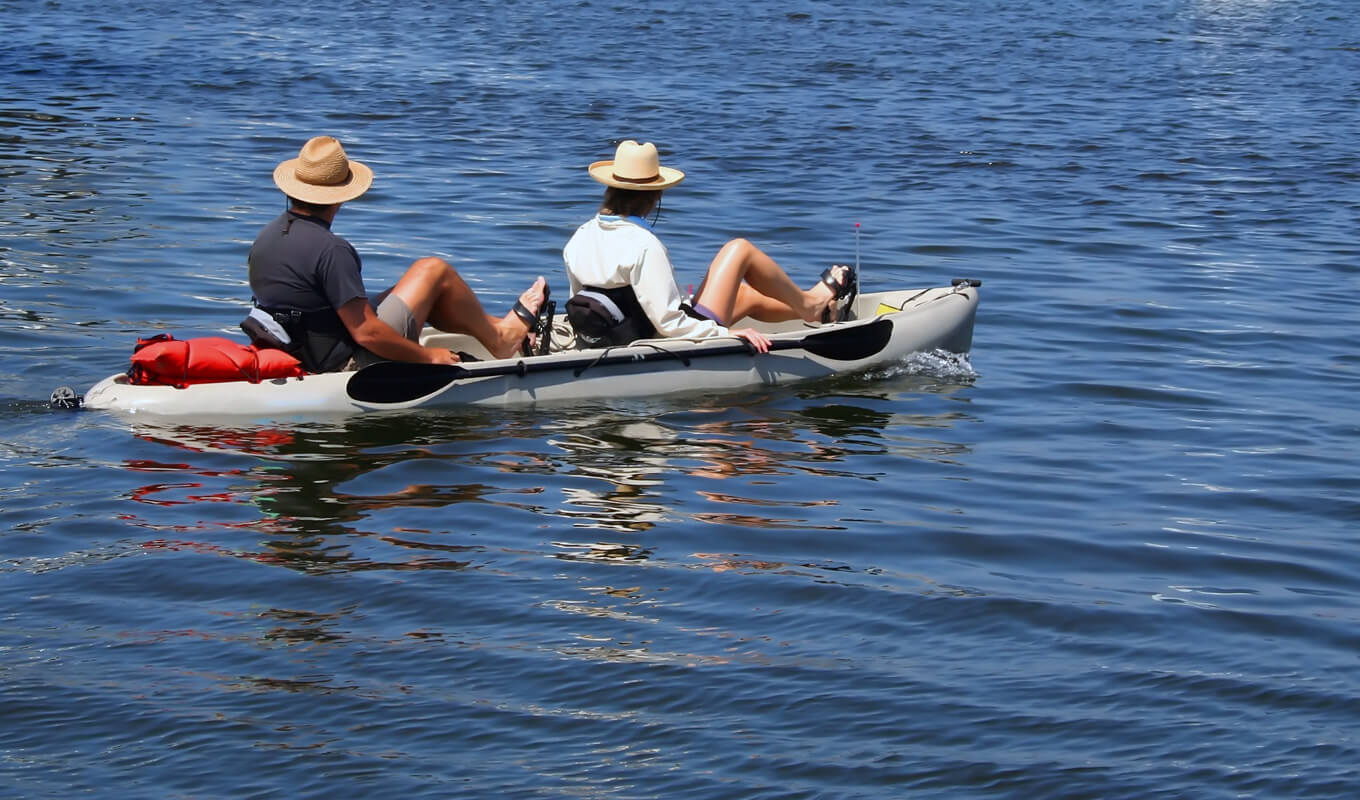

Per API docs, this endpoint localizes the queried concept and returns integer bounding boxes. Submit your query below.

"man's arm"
[335,297,456,365]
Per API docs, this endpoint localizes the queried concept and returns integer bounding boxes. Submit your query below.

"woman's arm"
[632,244,725,339]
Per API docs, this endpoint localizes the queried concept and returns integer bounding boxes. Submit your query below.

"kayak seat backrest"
[565,285,657,348]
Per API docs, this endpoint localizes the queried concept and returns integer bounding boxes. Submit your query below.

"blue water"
[3,1,1359,797]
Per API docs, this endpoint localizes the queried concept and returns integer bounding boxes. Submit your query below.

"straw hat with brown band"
[588,140,685,190]
[273,136,374,205]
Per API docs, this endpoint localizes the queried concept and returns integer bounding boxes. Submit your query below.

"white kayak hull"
[80,284,978,418]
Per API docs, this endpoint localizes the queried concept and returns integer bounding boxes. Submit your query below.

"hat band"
[299,167,353,187]
[612,172,662,185]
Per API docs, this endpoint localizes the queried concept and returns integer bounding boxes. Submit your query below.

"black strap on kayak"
[572,341,691,378]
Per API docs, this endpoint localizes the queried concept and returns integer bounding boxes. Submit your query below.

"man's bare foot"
[492,276,547,358]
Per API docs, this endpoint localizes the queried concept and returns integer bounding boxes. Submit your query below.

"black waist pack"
[243,305,354,373]
[565,285,657,348]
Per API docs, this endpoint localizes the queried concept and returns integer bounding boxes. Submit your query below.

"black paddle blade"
[346,362,469,404]
[794,318,893,361]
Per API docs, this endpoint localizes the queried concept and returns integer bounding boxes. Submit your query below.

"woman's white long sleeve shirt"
[562,215,726,339]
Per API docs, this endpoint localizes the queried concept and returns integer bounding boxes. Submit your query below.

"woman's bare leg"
[693,239,842,324]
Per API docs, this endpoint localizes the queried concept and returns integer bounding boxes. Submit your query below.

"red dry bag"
[127,334,305,388]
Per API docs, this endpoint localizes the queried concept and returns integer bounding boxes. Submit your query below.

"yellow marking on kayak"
[876,303,902,316]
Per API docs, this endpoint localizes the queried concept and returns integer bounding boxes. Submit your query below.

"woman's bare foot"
[800,264,851,322]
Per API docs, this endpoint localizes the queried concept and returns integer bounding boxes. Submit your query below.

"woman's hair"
[600,188,661,218]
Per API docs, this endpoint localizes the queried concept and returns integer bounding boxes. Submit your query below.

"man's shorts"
[352,294,420,369]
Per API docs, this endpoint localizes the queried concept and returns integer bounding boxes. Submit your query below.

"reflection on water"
[124,415,502,575]
[547,418,678,533]
[111,373,977,577]
[258,605,359,647]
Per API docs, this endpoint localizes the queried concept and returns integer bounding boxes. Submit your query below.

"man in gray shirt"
[249,135,548,372]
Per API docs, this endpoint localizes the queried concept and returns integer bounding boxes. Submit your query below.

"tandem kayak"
[72,281,979,418]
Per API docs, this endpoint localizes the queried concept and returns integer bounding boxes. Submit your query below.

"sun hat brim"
[588,159,685,190]
[272,157,374,205]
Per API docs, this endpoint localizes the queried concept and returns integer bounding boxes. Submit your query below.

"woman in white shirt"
[562,140,853,353]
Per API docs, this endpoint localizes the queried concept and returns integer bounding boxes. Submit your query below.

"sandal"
[819,264,858,323]
[511,282,554,356]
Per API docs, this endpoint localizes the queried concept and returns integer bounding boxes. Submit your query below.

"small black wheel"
[49,386,81,410]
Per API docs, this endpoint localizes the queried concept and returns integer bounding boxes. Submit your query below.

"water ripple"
[3,1,1360,797]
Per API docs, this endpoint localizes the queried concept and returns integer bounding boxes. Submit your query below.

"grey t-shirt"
[247,211,366,313]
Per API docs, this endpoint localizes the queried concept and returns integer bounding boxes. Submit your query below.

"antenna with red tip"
[854,222,861,297]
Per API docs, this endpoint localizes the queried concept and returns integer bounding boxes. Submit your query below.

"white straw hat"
[588,140,685,190]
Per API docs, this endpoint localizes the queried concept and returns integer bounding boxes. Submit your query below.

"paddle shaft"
[346,318,893,405]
